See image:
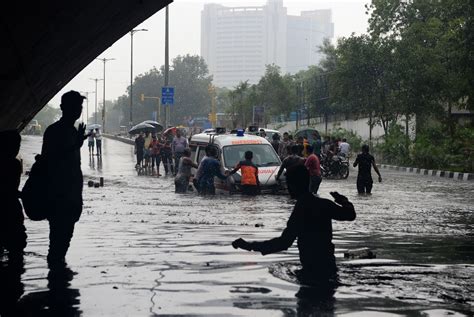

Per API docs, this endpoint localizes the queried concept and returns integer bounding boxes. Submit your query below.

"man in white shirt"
[172,129,189,175]
[95,129,102,156]
[338,138,350,158]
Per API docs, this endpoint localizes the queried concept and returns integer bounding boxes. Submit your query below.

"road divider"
[378,164,473,181]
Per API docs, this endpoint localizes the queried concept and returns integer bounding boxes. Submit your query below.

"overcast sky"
[49,0,369,112]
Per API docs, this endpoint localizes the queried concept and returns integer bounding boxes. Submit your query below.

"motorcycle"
[320,153,349,179]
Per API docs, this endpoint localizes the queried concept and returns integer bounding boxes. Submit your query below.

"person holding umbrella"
[134,132,145,168]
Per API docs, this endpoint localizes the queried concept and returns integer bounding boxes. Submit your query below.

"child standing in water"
[0,130,27,259]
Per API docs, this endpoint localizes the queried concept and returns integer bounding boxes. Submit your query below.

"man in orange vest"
[229,151,260,195]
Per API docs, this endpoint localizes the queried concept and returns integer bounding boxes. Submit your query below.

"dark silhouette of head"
[0,130,21,158]
[245,151,253,160]
[342,138,347,142]
[362,144,369,153]
[183,148,191,157]
[60,91,85,122]
[205,145,213,156]
[291,144,300,155]
[207,145,217,158]
[286,165,310,199]
[307,145,314,154]
[272,133,279,141]
[176,129,182,138]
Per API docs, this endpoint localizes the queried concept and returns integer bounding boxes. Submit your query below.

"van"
[189,131,285,194]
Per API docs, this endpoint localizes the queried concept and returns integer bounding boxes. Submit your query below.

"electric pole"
[89,78,103,124]
[164,5,170,127]
[130,29,148,128]
[96,57,115,132]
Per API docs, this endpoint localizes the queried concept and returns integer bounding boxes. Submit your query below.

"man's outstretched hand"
[330,191,349,205]
[78,123,88,140]
[232,238,253,251]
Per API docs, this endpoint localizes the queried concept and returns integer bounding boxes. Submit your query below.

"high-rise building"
[201,0,333,88]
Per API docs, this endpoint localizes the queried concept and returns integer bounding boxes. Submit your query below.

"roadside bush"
[375,122,473,172]
[374,123,410,165]
[412,125,474,172]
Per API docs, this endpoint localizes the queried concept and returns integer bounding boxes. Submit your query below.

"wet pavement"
[3,135,473,316]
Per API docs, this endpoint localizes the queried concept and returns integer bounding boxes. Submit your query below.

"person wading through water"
[232,165,356,283]
[228,150,260,195]
[353,144,382,195]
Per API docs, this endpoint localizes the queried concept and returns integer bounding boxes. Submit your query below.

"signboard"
[161,86,174,105]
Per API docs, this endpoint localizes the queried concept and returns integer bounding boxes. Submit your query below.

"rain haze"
[48,0,368,110]
[3,0,473,315]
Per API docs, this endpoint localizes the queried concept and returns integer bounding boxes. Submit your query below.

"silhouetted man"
[0,130,27,260]
[233,165,356,282]
[41,90,87,268]
[275,145,304,182]
[353,144,382,194]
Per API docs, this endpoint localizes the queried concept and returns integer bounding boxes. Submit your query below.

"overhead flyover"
[0,0,172,131]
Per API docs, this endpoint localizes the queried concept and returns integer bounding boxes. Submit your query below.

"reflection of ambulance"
[189,130,285,194]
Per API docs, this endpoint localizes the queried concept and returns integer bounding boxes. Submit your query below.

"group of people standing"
[271,130,382,195]
[87,128,102,156]
[134,129,188,177]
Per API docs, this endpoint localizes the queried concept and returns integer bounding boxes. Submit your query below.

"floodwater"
[2,135,473,316]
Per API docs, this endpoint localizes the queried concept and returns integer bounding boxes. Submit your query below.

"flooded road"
[5,135,473,316]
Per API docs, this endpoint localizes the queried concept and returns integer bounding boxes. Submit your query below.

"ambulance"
[189,129,285,194]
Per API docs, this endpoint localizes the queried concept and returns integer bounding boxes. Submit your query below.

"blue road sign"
[161,86,174,105]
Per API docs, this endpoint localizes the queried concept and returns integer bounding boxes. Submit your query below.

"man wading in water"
[232,165,356,283]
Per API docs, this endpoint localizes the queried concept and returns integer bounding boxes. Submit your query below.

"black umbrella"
[140,120,163,133]
[128,123,156,135]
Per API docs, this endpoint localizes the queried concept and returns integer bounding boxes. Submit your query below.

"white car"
[247,128,281,141]
[189,131,285,194]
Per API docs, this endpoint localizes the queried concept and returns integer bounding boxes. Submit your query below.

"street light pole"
[130,29,148,128]
[96,57,115,133]
[89,78,103,124]
[80,91,95,125]
[164,5,170,127]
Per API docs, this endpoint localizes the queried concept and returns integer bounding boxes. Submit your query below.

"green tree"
[227,81,253,128]
[116,54,213,127]
[256,64,295,119]
[31,104,61,131]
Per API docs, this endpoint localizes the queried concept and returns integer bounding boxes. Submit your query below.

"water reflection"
[295,285,336,316]
[89,155,95,170]
[0,256,25,315]
[18,266,81,316]
[88,154,103,172]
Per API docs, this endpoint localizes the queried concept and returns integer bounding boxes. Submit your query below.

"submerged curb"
[378,164,474,181]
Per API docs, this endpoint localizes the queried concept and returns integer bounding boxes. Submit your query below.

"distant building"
[201,0,334,88]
